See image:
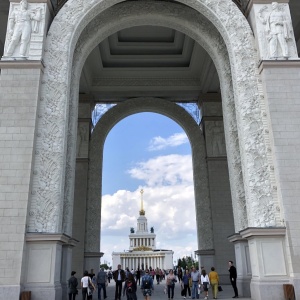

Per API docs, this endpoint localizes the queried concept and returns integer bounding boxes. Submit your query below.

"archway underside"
[29,0,279,250]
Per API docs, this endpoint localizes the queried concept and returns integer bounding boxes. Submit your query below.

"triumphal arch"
[0,0,299,299]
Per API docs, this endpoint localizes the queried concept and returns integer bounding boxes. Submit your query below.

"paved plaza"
[99,280,251,300]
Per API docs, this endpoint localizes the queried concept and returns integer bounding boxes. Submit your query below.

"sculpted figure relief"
[5,0,42,58]
[258,2,292,59]
[206,121,226,157]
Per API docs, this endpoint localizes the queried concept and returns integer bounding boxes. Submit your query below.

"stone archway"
[87,97,213,261]
[24,0,283,299]
[27,0,278,236]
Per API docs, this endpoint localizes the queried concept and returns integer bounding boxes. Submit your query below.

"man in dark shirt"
[113,264,126,300]
[228,261,238,298]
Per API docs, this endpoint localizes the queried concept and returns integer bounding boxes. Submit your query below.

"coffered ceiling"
[80,25,220,102]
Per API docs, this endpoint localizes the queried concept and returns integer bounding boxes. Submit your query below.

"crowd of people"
[67,261,238,300]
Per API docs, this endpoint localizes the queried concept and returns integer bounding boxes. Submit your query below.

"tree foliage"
[100,263,109,270]
[177,256,198,270]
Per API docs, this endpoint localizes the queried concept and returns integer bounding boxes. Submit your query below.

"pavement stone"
[97,279,252,300]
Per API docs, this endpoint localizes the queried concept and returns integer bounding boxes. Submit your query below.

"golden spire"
[139,189,145,215]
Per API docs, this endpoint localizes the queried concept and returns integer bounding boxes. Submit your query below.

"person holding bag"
[165,269,176,300]
[200,269,210,300]
[209,267,219,299]
[81,270,95,300]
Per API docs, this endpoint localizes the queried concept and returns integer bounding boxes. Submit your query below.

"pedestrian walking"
[228,261,238,298]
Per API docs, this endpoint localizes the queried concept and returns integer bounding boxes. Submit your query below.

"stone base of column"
[228,234,252,297]
[250,278,290,300]
[240,227,288,300]
[23,233,77,300]
[22,283,63,300]
[84,252,104,273]
[0,285,21,300]
[195,249,215,272]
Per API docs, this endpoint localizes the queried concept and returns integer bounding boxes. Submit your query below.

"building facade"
[0,1,299,300]
[112,190,174,271]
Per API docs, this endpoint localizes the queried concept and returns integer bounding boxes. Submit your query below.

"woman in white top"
[81,270,95,300]
[200,269,210,300]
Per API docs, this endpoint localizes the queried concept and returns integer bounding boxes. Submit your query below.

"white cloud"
[127,154,193,186]
[148,133,189,151]
[101,154,197,266]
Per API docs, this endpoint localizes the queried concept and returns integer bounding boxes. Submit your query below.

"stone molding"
[258,59,300,73]
[206,156,227,161]
[84,252,104,258]
[240,227,286,239]
[195,249,215,256]
[227,233,246,243]
[92,77,201,87]
[0,60,44,69]
[26,233,78,246]
[27,0,280,236]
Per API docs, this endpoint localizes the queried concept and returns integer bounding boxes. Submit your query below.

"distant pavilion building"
[112,190,173,270]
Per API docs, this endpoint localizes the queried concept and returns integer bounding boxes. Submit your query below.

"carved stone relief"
[2,0,48,60]
[27,0,281,236]
[76,122,89,158]
[205,121,227,157]
[254,2,298,60]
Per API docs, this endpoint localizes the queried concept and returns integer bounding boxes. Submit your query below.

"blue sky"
[100,112,198,266]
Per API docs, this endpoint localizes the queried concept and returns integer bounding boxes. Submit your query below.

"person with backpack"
[141,269,154,300]
[123,273,137,300]
[96,267,107,300]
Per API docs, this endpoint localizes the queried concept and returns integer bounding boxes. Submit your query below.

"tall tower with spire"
[129,189,156,250]
[112,189,174,270]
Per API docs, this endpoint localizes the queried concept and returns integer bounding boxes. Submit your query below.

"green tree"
[100,263,109,270]
[177,255,198,270]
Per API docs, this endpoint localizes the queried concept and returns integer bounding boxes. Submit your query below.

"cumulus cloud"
[127,154,193,186]
[101,154,197,265]
[148,133,189,151]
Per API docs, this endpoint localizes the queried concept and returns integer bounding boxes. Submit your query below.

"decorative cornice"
[0,60,45,70]
[92,77,201,87]
[133,246,152,251]
[194,249,215,256]
[240,227,286,239]
[227,233,247,243]
[26,233,78,246]
[206,156,227,161]
[202,116,223,121]
[258,60,300,74]
[84,252,104,258]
